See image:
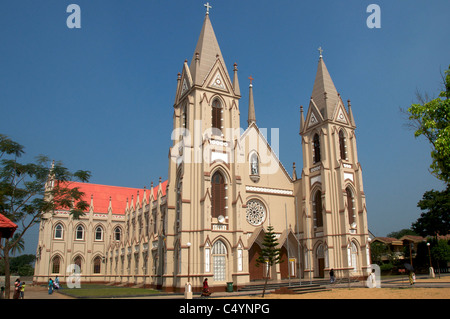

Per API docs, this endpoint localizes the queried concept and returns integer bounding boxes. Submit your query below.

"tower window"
[313,190,323,228]
[339,130,347,160]
[313,134,321,164]
[212,99,222,134]
[346,187,356,226]
[182,104,188,130]
[211,171,226,218]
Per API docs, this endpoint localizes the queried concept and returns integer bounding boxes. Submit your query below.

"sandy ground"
[6,276,450,299]
[236,287,450,299]
[225,276,450,299]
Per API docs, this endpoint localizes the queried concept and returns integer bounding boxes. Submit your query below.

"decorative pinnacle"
[318,46,323,58]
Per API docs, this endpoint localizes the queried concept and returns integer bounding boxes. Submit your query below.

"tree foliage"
[0,134,91,298]
[406,65,450,184]
[256,225,282,297]
[412,186,450,237]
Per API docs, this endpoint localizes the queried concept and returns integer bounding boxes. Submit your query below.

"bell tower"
[165,7,243,289]
[299,49,370,278]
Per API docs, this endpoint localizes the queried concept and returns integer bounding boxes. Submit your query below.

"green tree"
[406,65,450,184]
[412,186,450,237]
[256,225,282,298]
[0,134,91,298]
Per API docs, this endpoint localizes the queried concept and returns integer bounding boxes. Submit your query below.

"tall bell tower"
[299,49,370,278]
[165,7,243,289]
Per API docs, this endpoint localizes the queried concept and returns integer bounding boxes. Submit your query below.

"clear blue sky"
[1,1,449,255]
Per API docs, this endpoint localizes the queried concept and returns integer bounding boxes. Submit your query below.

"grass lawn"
[57,284,162,298]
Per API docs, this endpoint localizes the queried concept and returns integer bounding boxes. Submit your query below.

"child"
[20,282,26,299]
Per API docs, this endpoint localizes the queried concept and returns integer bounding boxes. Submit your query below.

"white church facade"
[34,9,371,292]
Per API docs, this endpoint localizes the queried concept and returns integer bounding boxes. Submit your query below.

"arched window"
[212,99,222,133]
[346,187,356,226]
[95,226,103,241]
[93,256,102,274]
[114,226,121,241]
[349,242,358,272]
[250,153,259,176]
[176,179,182,230]
[75,225,84,240]
[313,191,323,228]
[182,103,188,130]
[313,134,321,163]
[339,130,347,160]
[211,171,226,218]
[212,240,227,281]
[52,255,61,274]
[54,224,63,239]
[74,255,82,273]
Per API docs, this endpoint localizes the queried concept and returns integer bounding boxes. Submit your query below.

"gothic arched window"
[346,187,356,226]
[75,225,84,240]
[211,171,226,218]
[93,256,102,274]
[339,130,347,160]
[313,190,323,228]
[95,226,103,241]
[212,240,227,281]
[212,99,222,134]
[182,103,188,130]
[54,223,63,239]
[114,226,121,241]
[51,255,61,274]
[313,134,321,164]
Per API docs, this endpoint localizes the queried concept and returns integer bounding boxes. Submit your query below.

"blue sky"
[1,1,449,255]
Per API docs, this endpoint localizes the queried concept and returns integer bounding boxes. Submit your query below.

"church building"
[34,7,371,291]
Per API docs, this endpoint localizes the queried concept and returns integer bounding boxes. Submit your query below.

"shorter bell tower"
[299,49,370,279]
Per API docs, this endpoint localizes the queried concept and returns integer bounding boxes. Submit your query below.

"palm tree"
[9,232,24,256]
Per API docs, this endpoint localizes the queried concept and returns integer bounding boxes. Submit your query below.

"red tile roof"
[59,180,168,215]
[0,213,18,238]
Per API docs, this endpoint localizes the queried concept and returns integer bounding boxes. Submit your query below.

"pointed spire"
[300,105,305,134]
[311,50,339,120]
[347,99,356,126]
[190,11,229,85]
[292,162,297,180]
[247,76,256,126]
[233,63,241,96]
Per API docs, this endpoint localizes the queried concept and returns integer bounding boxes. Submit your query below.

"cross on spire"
[318,46,323,58]
[204,2,212,15]
[248,75,254,85]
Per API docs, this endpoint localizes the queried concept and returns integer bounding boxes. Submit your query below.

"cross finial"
[204,2,212,14]
[248,75,254,85]
[318,46,323,58]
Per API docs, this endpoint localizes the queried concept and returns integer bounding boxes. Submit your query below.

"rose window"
[246,199,266,226]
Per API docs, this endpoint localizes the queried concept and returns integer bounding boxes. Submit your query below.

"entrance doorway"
[249,243,264,281]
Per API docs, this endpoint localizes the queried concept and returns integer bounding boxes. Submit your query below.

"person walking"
[48,278,54,295]
[329,269,335,284]
[201,278,211,297]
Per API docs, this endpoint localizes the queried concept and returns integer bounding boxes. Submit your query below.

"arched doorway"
[280,246,289,279]
[248,243,264,281]
[316,244,325,278]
